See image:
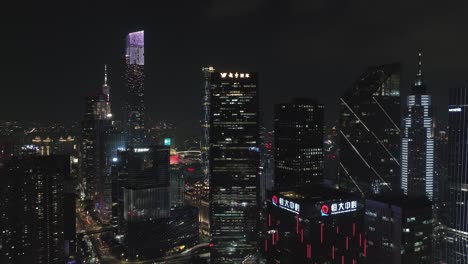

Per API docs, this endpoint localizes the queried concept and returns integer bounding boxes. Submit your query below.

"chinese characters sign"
[321,200,357,217]
[272,195,300,214]
[220,72,250,78]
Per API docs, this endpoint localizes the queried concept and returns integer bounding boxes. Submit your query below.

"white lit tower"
[401,53,434,200]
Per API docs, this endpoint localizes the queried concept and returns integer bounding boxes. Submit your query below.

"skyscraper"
[446,87,468,263]
[124,30,146,147]
[0,155,69,264]
[201,66,215,179]
[274,98,324,190]
[209,71,260,263]
[365,194,433,264]
[115,146,171,259]
[81,66,114,201]
[401,53,434,200]
[339,63,401,196]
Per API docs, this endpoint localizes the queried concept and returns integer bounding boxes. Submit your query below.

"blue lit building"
[401,53,434,200]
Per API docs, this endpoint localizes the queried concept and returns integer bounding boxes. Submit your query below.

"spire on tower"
[102,64,110,101]
[415,52,423,86]
[412,52,427,95]
[104,64,108,86]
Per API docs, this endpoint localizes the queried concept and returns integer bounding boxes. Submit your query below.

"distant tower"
[81,65,115,202]
[124,31,146,147]
[401,53,434,200]
[201,66,215,179]
[209,71,260,263]
[274,98,324,189]
[339,63,401,196]
[96,65,112,120]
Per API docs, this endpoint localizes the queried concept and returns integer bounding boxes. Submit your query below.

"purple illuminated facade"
[126,31,144,66]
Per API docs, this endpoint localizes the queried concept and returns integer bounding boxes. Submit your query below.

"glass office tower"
[209,71,260,263]
[446,86,468,263]
[339,63,401,196]
[274,98,324,189]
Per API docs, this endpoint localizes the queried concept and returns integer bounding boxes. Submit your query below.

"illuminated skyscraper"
[98,65,112,119]
[201,66,215,179]
[446,86,468,263]
[124,30,146,147]
[209,71,260,263]
[401,53,434,200]
[274,98,324,190]
[339,63,401,196]
[81,66,114,200]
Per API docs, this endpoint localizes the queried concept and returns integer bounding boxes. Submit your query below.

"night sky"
[3,0,468,129]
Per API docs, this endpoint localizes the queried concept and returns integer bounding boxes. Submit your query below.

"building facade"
[264,187,366,263]
[339,63,401,196]
[401,53,434,200]
[0,155,69,264]
[365,195,432,264]
[209,71,260,262]
[446,86,468,263]
[274,98,324,189]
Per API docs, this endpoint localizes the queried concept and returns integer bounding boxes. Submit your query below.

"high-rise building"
[113,146,199,259]
[365,195,433,264]
[201,66,215,179]
[209,71,260,262]
[124,31,146,147]
[98,122,125,223]
[339,63,401,196]
[446,87,468,263]
[401,53,434,200]
[81,66,114,203]
[113,146,171,259]
[264,187,366,263]
[259,127,274,202]
[274,98,324,189]
[0,155,69,264]
[433,128,449,263]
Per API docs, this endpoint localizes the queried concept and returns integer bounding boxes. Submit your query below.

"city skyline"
[2,2,468,263]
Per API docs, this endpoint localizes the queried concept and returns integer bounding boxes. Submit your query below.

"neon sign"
[321,201,357,216]
[321,205,330,216]
[134,148,150,152]
[220,72,250,79]
[272,195,300,214]
[449,107,462,112]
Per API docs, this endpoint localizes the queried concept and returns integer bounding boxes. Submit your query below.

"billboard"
[272,195,300,214]
[320,200,358,217]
